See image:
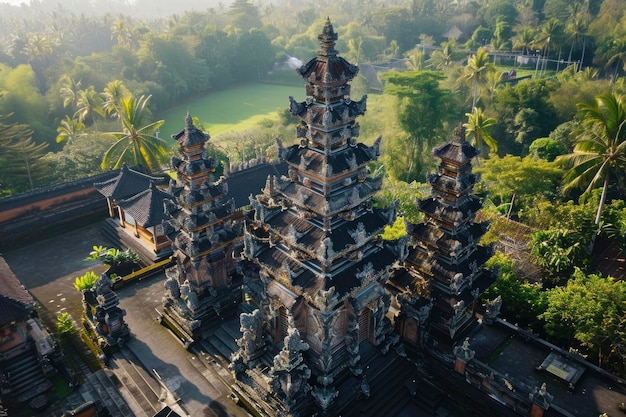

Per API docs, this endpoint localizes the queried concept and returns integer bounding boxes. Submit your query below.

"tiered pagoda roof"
[159,114,243,344]
[163,114,241,264]
[403,124,494,339]
[237,19,406,415]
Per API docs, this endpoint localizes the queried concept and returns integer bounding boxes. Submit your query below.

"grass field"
[157,82,304,144]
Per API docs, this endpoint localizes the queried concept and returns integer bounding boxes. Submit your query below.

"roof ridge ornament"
[318,17,338,58]
[454,123,466,143]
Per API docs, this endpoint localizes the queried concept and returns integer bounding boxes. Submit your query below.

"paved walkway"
[3,221,250,417]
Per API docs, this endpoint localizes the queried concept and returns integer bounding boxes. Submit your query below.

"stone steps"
[109,348,163,417]
[80,369,134,417]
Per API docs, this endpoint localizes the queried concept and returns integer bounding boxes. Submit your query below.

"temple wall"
[0,172,116,250]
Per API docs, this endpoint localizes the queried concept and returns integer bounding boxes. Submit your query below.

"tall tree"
[382,70,451,182]
[74,86,104,129]
[536,18,564,77]
[463,107,497,163]
[101,94,167,173]
[101,80,130,119]
[59,75,82,110]
[0,114,48,194]
[461,48,495,109]
[557,93,626,227]
[110,18,133,49]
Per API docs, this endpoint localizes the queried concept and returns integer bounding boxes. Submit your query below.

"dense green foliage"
[482,252,546,330]
[540,269,626,375]
[73,271,100,291]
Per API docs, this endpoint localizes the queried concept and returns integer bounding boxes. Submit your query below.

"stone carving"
[484,295,502,324]
[453,337,475,362]
[356,262,376,285]
[314,286,339,312]
[529,383,553,409]
[349,222,367,245]
[289,96,306,116]
[236,309,265,364]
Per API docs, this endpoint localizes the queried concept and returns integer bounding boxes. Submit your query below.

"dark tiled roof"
[426,172,479,195]
[226,163,288,209]
[417,195,482,224]
[284,143,376,178]
[94,164,166,200]
[0,257,34,326]
[116,182,170,228]
[171,113,210,148]
[432,127,479,163]
[407,221,488,254]
[297,19,359,85]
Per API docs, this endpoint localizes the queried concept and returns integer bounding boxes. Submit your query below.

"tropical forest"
[0,0,625,377]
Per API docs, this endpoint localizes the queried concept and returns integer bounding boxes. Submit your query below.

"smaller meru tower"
[403,125,494,340]
[159,114,243,345]
[231,19,407,416]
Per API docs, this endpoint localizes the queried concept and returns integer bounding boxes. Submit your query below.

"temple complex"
[231,19,408,416]
[398,125,495,341]
[158,115,244,346]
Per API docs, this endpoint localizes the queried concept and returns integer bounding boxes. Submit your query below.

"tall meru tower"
[230,18,408,416]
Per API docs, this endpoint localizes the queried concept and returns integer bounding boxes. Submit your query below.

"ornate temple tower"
[159,114,243,345]
[232,19,407,415]
[403,125,494,340]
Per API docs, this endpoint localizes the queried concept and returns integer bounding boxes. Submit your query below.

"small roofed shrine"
[231,19,408,416]
[95,164,171,261]
[401,124,495,341]
[158,114,244,346]
[0,257,66,409]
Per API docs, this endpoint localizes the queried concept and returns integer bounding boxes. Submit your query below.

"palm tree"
[461,48,495,109]
[463,107,497,165]
[110,17,133,48]
[429,39,455,70]
[603,37,626,82]
[405,50,425,71]
[56,115,85,144]
[74,87,105,129]
[536,18,563,77]
[102,94,168,173]
[557,93,626,229]
[59,75,82,109]
[565,14,588,70]
[102,80,130,119]
[513,27,536,56]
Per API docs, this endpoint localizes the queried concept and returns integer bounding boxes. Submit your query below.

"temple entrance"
[403,317,419,346]
[359,308,372,343]
[277,306,289,343]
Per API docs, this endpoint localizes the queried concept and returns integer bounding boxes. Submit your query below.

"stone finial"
[453,123,466,142]
[453,337,475,362]
[530,383,553,410]
[318,17,338,57]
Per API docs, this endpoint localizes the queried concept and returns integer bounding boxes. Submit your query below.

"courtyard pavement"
[3,221,250,417]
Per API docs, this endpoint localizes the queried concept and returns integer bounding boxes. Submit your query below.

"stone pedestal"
[453,337,475,375]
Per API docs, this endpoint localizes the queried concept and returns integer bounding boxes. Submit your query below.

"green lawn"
[157,83,304,144]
